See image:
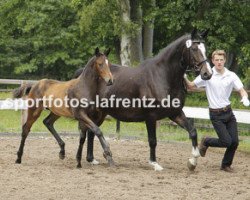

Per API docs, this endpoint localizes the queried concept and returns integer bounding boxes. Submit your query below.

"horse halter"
[182,39,207,73]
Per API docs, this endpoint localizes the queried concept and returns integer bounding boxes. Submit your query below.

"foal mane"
[78,55,97,78]
[78,53,107,77]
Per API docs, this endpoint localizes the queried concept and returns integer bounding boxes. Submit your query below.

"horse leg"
[86,130,99,165]
[76,112,114,167]
[43,112,65,159]
[146,119,163,171]
[16,107,43,164]
[170,111,200,171]
[76,122,87,168]
[86,115,105,165]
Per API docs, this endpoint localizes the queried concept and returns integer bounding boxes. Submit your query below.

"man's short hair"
[212,50,226,60]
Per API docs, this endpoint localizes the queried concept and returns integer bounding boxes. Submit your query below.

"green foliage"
[0,0,249,80]
[0,0,87,80]
[242,67,250,89]
[154,0,250,78]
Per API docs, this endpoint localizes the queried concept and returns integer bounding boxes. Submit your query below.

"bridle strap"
[196,59,208,67]
[181,41,208,73]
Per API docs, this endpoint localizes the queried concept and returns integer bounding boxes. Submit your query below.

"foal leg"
[146,119,163,171]
[16,107,43,164]
[76,122,87,168]
[76,112,114,167]
[43,112,65,159]
[170,110,200,171]
[76,124,99,168]
[86,115,105,164]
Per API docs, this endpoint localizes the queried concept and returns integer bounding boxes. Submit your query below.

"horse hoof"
[149,161,163,171]
[59,153,65,160]
[109,161,116,167]
[90,159,99,165]
[106,156,115,167]
[15,159,21,164]
[77,164,82,168]
[108,160,116,167]
[187,159,196,171]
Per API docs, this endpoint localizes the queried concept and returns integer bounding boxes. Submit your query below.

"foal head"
[94,47,113,86]
[182,29,213,80]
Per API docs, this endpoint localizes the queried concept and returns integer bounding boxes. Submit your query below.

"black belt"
[209,105,231,113]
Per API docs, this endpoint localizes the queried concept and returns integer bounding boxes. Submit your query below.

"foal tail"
[13,83,33,98]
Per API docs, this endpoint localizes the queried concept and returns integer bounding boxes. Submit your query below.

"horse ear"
[104,48,111,56]
[200,29,209,39]
[191,28,197,40]
[95,47,100,57]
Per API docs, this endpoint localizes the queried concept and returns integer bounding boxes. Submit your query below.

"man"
[184,50,249,172]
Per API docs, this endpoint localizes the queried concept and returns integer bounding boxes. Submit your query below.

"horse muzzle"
[104,76,113,86]
[201,72,212,80]
[200,62,213,80]
[106,79,113,86]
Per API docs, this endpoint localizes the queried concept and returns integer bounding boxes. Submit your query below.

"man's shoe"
[199,136,208,157]
[220,166,234,173]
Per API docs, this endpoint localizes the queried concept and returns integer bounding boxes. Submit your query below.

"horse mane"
[76,56,96,77]
[155,34,190,60]
[136,34,190,69]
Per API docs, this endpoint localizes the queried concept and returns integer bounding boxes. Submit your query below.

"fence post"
[21,81,27,127]
[116,120,121,139]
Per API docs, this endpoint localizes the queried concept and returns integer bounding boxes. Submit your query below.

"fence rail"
[0,78,39,126]
[0,79,38,85]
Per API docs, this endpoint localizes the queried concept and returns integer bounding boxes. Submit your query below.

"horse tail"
[13,83,33,98]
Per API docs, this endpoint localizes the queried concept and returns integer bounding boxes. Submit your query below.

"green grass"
[239,139,250,153]
[0,91,12,99]
[0,110,79,133]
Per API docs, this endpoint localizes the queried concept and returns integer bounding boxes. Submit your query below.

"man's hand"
[241,96,250,107]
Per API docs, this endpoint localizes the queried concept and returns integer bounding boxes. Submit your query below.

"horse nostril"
[202,72,212,80]
[203,72,208,77]
[107,79,113,86]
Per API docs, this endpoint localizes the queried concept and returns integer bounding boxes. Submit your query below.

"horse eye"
[99,64,103,68]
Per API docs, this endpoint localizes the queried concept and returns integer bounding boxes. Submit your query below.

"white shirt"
[194,67,243,109]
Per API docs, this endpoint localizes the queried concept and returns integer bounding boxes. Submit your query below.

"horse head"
[182,29,213,80]
[94,47,113,86]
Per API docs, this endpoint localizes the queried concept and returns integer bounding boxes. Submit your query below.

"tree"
[0,0,249,84]
[78,0,156,66]
[0,0,84,80]
[154,0,250,80]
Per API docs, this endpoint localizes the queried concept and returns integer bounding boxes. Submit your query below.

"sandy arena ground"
[0,135,249,200]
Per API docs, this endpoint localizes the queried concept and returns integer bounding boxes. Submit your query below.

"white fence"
[0,78,38,126]
[183,107,250,124]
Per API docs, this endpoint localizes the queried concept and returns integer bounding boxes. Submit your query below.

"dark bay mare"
[12,48,115,167]
[72,29,213,171]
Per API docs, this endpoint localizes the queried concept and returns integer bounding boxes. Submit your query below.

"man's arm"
[183,74,197,90]
[239,88,250,106]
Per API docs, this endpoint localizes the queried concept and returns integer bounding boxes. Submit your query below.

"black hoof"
[15,159,21,164]
[77,163,82,168]
[86,157,94,163]
[59,152,65,160]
